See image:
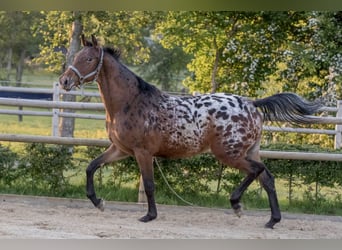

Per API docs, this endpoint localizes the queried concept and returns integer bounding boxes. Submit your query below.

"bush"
[84,146,140,188]
[154,154,243,196]
[0,144,19,185]
[18,143,76,193]
[262,143,342,204]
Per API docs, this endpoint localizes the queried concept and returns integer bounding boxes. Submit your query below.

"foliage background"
[1,11,341,98]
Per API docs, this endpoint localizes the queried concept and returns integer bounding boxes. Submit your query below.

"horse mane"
[104,47,121,60]
[136,76,159,95]
[104,46,159,96]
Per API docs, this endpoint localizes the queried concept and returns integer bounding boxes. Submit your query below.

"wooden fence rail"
[0,133,342,161]
[0,83,342,161]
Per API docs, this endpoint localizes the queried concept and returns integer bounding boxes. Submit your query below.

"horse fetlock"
[87,193,104,211]
[96,199,105,212]
[232,203,243,217]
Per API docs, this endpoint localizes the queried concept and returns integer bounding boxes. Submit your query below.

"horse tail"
[253,92,322,124]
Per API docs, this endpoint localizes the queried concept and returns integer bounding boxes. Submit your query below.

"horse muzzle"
[59,74,79,91]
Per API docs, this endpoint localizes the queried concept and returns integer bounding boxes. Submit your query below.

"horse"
[59,34,322,229]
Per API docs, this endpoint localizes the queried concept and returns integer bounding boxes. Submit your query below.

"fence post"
[334,100,342,149]
[52,82,60,136]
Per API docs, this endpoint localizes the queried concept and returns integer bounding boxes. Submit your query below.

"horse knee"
[86,159,100,176]
[247,159,265,178]
[259,169,276,191]
[86,165,92,176]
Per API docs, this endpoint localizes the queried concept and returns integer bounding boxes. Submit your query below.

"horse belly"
[158,120,209,158]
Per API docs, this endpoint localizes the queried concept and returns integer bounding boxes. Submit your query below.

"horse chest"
[105,117,142,154]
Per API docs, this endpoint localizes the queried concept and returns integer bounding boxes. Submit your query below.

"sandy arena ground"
[1,194,342,239]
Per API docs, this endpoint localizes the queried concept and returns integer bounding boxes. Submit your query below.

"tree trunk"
[16,49,26,122]
[6,47,13,83]
[15,49,25,85]
[58,11,83,138]
[210,37,221,94]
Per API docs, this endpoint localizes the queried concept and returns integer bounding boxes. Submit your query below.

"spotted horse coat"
[140,93,262,164]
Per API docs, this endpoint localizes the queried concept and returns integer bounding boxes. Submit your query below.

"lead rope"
[153,157,194,206]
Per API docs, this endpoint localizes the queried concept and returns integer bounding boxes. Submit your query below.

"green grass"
[2,176,342,216]
[0,107,107,153]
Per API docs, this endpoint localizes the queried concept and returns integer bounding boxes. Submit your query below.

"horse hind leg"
[86,144,128,211]
[228,157,281,229]
[247,138,281,227]
[258,167,281,228]
[212,138,281,228]
[228,158,265,217]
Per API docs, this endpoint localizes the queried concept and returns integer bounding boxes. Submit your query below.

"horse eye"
[86,58,93,62]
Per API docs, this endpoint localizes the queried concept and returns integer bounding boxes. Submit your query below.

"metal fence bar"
[260,150,342,161]
[263,126,337,135]
[0,85,101,97]
[0,134,110,147]
[1,133,341,161]
[0,97,105,110]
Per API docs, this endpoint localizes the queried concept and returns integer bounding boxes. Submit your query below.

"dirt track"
[1,194,342,239]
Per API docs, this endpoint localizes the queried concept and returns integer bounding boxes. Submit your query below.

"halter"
[68,47,104,85]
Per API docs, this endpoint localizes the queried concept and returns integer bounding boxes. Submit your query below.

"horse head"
[59,34,104,91]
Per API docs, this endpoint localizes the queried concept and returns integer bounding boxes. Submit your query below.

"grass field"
[0,110,107,151]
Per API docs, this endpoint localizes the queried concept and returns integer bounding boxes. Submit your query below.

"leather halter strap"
[68,48,104,85]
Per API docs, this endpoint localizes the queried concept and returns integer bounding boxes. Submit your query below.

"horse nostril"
[63,79,68,86]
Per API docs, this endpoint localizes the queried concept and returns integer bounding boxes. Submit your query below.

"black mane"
[136,76,159,95]
[104,47,121,60]
[104,46,159,96]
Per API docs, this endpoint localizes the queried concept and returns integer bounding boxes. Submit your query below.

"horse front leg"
[86,144,128,211]
[134,150,157,222]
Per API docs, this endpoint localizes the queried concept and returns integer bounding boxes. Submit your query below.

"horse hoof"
[233,203,243,217]
[96,199,105,212]
[264,221,275,229]
[264,217,281,229]
[138,214,157,223]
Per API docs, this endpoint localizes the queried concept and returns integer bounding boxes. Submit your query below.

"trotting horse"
[59,35,322,229]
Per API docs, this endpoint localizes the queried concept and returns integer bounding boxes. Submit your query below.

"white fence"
[0,83,342,161]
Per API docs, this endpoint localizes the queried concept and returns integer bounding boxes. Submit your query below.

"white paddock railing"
[0,83,342,161]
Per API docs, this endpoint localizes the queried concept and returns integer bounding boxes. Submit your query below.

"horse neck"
[96,55,144,117]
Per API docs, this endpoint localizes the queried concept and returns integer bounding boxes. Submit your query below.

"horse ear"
[81,34,87,46]
[91,34,98,47]
[81,34,94,47]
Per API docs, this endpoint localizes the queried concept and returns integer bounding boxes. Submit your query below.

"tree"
[35,11,157,137]
[155,11,294,95]
[154,11,341,100]
[33,11,83,137]
[272,11,342,103]
[35,11,157,74]
[58,11,83,138]
[0,11,41,84]
[136,38,191,91]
